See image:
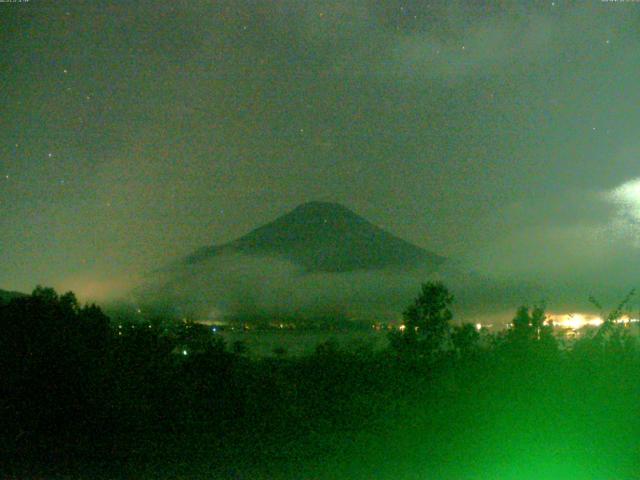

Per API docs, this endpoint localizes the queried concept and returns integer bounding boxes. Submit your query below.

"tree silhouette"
[404,281,453,334]
[589,289,636,358]
[392,281,454,358]
[0,286,111,445]
[451,323,480,357]
[505,303,557,360]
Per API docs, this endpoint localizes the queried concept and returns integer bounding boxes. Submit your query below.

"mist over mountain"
[136,202,530,324]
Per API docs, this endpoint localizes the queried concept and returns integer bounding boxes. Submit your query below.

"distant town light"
[546,313,603,330]
[545,312,639,330]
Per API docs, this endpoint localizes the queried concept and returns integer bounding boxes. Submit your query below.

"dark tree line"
[2,283,640,478]
[1,287,110,439]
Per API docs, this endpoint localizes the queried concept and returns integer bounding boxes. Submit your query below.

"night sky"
[2,1,640,306]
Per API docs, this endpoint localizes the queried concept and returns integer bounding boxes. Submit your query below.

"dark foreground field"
[3,288,640,479]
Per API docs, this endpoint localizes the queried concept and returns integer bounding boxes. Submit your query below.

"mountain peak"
[184,202,446,273]
[276,201,366,228]
[290,201,356,215]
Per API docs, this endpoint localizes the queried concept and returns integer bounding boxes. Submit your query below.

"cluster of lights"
[546,313,639,330]
[395,323,490,332]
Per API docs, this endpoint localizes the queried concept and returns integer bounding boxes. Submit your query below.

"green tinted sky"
[2,1,640,302]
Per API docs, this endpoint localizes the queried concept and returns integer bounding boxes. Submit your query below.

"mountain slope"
[184,201,446,273]
[135,202,453,321]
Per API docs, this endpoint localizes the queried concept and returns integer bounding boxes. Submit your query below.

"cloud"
[460,181,640,310]
[391,13,555,80]
[608,177,640,222]
[136,251,525,324]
